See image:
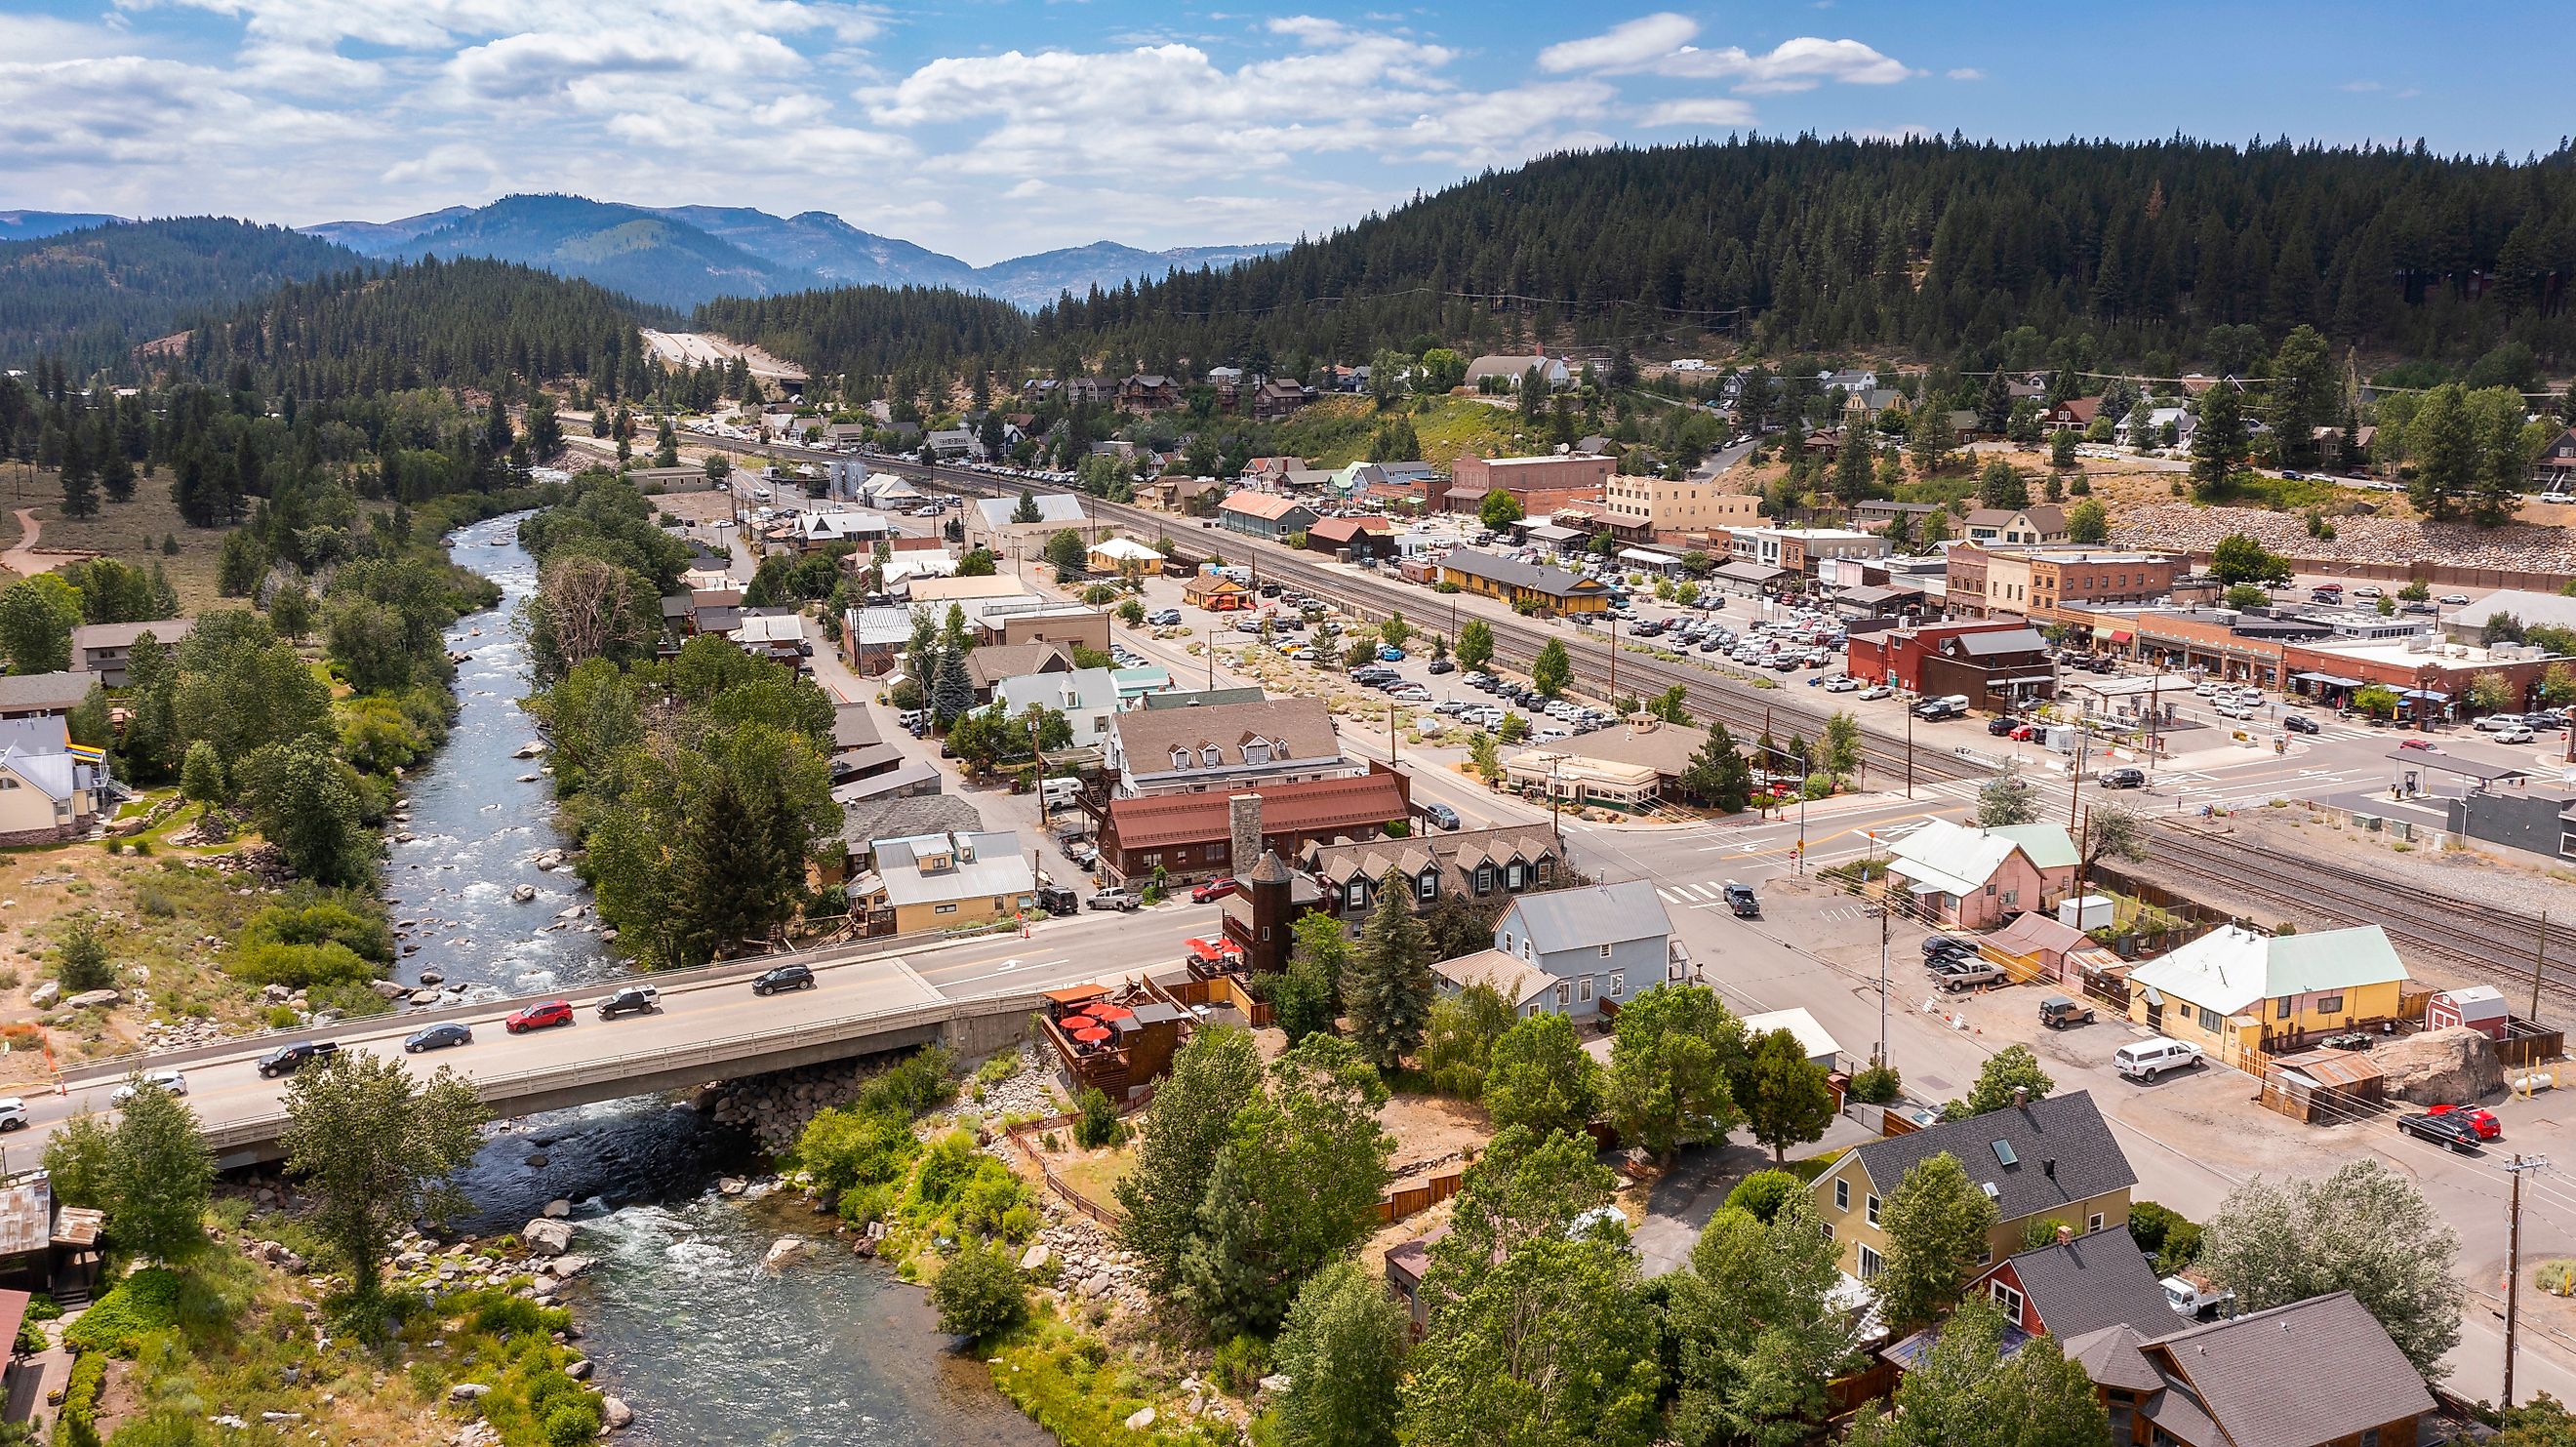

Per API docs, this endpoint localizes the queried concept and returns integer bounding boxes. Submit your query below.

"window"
[934,904,958,915]
[2314,994,2345,1015]
[1507,862,1524,888]
[1835,1179,1850,1211]
[1609,973,1623,997]
[1857,1245,1883,1279]
[1347,881,1366,907]
[1599,944,1613,958]
[1500,931,1512,953]
[1200,745,1221,767]
[1989,1281,2024,1321]
[1579,978,1592,1002]
[2195,1005,2222,1033]
[1821,1222,1834,1241]
[1555,983,1570,1006]
[2276,996,2292,1020]
[1476,865,1495,894]
[1418,872,1437,902]
[1169,747,1191,770]
[2000,888,2018,908]
[1978,1248,1993,1266]
[0,778,15,790]
[2087,1212,2105,1234]
[1865,1194,1880,1227]
[1243,742,1270,765]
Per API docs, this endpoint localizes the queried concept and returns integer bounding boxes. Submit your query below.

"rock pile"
[1029,1213,1148,1315]
[2377,1025,2508,1104]
[2112,503,2576,573]
[702,1044,1067,1150]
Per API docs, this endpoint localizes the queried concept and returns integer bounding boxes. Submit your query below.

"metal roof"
[2126,925,2410,1018]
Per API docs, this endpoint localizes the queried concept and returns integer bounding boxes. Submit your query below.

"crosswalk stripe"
[1656,887,1688,904]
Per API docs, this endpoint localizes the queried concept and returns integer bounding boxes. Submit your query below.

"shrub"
[226,940,377,989]
[56,924,114,994]
[1724,1168,1803,1223]
[544,1405,603,1447]
[930,1239,1026,1342]
[974,1052,1023,1087]
[2127,1199,2203,1275]
[1847,1064,1902,1105]
[1211,1333,1269,1396]
[1071,1087,1121,1148]
[2537,1260,2576,1297]
[58,1352,105,1447]
[243,898,393,962]
[65,1268,183,1354]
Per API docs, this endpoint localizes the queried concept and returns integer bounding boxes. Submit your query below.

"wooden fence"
[1377,1170,1466,1224]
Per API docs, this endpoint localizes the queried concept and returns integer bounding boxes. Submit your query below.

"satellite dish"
[2142,986,2165,1008]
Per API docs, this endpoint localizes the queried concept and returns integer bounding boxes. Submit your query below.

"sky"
[1,0,2568,265]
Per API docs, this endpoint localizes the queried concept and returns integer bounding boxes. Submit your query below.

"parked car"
[1986,716,2018,737]
[2396,1110,2484,1152]
[1859,685,1893,701]
[2162,1271,2235,1320]
[1823,675,1859,693]
[1422,802,1461,831]
[2475,713,2527,733]
[2037,995,2096,1030]
[406,1022,473,1054]
[1721,881,1759,918]
[751,963,816,996]
[2427,1103,2502,1140]
[1088,888,1142,912]
[2496,725,2536,744]
[1147,608,1181,625]
[110,1069,189,1105]
[2097,767,2149,789]
[596,985,661,1019]
[257,1040,342,1077]
[2440,594,2471,606]
[1378,647,1406,663]
[1191,877,1241,904]
[1921,935,1975,961]
[505,1000,575,1034]
[1427,659,1456,674]
[0,1099,25,1133]
[2113,1037,2204,1080]
[2398,738,2439,751]
[1929,957,2006,991]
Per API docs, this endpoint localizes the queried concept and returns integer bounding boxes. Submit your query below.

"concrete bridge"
[28,910,1216,1168]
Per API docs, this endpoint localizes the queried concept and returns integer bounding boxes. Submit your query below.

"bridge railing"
[181,991,1047,1152]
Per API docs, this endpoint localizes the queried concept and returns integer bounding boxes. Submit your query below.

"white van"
[2114,1037,2205,1081]
[1039,778,1081,805]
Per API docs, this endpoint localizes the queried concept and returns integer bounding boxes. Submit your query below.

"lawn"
[1270,395,1551,469]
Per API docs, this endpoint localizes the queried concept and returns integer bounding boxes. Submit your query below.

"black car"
[1921,936,1975,960]
[1035,885,1080,916]
[1427,659,1455,675]
[257,1040,341,1078]
[2281,713,2320,735]
[752,963,817,996]
[596,985,661,1019]
[404,1022,473,1054]
[2396,1111,2483,1152]
[2097,767,2149,789]
[1986,716,2018,737]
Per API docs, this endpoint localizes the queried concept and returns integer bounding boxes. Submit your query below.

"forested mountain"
[303,193,1285,311]
[967,136,2576,382]
[172,255,669,402]
[690,285,1033,382]
[0,210,126,243]
[0,218,364,374]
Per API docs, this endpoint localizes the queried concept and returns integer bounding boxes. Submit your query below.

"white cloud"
[1537,13,1699,74]
[382,141,499,187]
[1661,37,1913,93]
[1946,66,1984,81]
[1640,97,1756,129]
[2341,79,2382,92]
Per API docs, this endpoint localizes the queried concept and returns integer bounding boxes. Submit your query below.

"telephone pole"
[2506,1153,2551,1409]
[2531,909,2550,1028]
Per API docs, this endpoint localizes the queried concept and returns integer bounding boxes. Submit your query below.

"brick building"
[1443,454,1612,515]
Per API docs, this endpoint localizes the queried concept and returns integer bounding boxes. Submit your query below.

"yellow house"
[0,740,101,846]
[1435,549,1611,616]
[1810,1091,2136,1283]
[1087,537,1165,577]
[2125,924,2412,1064]
[850,828,1038,935]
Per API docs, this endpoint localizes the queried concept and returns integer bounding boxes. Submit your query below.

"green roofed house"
[2124,924,2413,1062]
[1884,820,2079,930]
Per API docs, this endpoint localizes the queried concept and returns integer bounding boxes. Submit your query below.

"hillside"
[1023,136,2576,378]
[304,193,1285,310]
[0,217,364,372]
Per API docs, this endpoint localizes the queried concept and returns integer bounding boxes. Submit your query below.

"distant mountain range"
[0,210,129,243]
[299,194,1286,310]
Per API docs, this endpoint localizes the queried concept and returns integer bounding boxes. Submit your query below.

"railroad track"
[867,458,1989,790]
[2143,824,2575,999]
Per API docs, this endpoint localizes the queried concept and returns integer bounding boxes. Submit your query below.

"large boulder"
[62,989,122,1011]
[2377,1026,2507,1105]
[27,981,59,1010]
[521,1219,576,1257]
[762,1236,811,1271]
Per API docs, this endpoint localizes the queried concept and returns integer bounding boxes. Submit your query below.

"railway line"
[2143,824,2574,1001]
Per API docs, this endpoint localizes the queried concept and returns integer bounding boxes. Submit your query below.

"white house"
[1465,354,1572,391]
[2113,407,2197,450]
[994,665,1123,749]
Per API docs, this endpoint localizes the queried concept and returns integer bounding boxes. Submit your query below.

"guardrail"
[188,990,1050,1151]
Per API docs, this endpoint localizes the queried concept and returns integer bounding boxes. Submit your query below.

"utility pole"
[1876,837,1891,1069]
[2532,909,2551,1028]
[1906,704,1914,799]
[2506,1153,2552,1410]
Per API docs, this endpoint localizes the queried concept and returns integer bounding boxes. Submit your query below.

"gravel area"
[2112,503,2576,573]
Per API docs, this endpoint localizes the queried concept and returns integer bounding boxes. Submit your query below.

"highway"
[21,906,1221,1164]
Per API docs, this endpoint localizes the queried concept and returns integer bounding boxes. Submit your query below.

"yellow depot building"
[2123,924,2413,1065]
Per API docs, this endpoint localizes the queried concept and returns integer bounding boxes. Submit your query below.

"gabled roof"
[1307,516,1394,543]
[1945,626,2052,659]
[1431,948,1557,1007]
[0,745,79,801]
[995,665,1120,717]
[1885,820,2075,896]
[1140,686,1265,710]
[863,829,1035,907]
[1500,879,1670,956]
[1842,1090,2135,1225]
[1302,823,1557,889]
[1437,548,1606,600]
[1219,490,1312,521]
[69,618,193,653]
[1106,770,1407,850]
[1992,1235,2178,1342]
[0,673,92,713]
[967,641,1073,690]
[1111,696,1340,774]
[1088,537,1162,562]
[2142,1293,2434,1447]
[839,793,983,852]
[2126,924,2410,1017]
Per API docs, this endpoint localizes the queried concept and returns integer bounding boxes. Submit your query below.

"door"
[2145,998,2163,1031]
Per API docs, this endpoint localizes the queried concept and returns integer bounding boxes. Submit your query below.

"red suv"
[504,1000,575,1034]
[1190,877,1240,904]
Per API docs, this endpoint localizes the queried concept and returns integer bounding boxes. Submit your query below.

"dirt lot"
[3,473,235,610]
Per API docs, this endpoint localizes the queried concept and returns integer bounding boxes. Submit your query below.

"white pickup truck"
[2115,1036,2206,1081]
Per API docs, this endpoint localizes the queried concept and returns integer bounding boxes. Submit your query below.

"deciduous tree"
[1116,1026,1264,1296]
[1605,984,1746,1162]
[1273,1258,1407,1447]
[1944,1045,2056,1120]
[1845,1297,2112,1447]
[281,1053,487,1300]
[1484,1011,1606,1139]
[1873,1152,1999,1332]
[1737,1027,1836,1163]
[2197,1158,2461,1378]
[1668,1192,1860,1446]
[1402,1235,1662,1447]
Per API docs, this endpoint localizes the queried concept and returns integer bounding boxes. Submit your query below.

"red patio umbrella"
[1088,1005,1135,1022]
[1069,1025,1111,1044]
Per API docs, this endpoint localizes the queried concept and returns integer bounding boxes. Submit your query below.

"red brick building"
[1444,454,1612,515]
[1098,765,1414,884]
[1846,621,2034,694]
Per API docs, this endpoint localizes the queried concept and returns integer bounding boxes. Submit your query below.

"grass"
[1051,1145,1138,1209]
[1266,395,1548,469]
[988,1306,1231,1446]
[2,468,229,611]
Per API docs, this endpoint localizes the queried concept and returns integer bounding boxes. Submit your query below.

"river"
[386,512,1048,1447]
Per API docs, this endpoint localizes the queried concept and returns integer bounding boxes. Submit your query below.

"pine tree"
[1344,869,1434,1070]
[2409,383,2475,523]
[2188,381,2247,499]
[58,424,98,518]
[1831,426,1872,504]
[1681,720,1753,812]
[931,645,975,725]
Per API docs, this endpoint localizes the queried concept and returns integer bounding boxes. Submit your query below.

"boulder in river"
[369,980,410,1000]
[542,1198,571,1219]
[601,1397,634,1431]
[761,1236,811,1271]
[522,1219,575,1257]
[509,885,537,904]
[512,741,547,759]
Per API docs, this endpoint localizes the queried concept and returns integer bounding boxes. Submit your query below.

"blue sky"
[1,1,2566,263]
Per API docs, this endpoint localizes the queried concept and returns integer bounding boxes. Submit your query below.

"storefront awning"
[2291,671,2367,689]
[2108,629,2133,643]
[2397,688,2451,703]
[1987,674,2060,687]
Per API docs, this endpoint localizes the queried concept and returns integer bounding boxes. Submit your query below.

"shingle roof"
[1431,948,1557,1007]
[1307,516,1393,543]
[1111,696,1340,775]
[967,642,1072,691]
[0,673,93,713]
[2059,1323,2166,1392]
[839,793,984,851]
[2144,1293,2434,1447]
[1437,548,1606,601]
[1845,1090,2135,1225]
[1302,823,1558,891]
[1997,1235,2178,1342]
[1219,491,1311,522]
[1500,880,1671,956]
[69,618,192,653]
[2126,924,2410,1018]
[1106,770,1408,851]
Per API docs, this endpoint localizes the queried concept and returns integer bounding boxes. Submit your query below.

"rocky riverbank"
[699,1042,1066,1151]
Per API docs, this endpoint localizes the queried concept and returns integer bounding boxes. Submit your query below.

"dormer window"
[1170,746,1192,771]
[1243,742,1270,765]
[1200,745,1222,767]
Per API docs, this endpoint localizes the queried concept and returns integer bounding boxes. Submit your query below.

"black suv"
[257,1040,341,1078]
[751,963,817,996]
[2097,767,2149,789]
[596,985,660,1019]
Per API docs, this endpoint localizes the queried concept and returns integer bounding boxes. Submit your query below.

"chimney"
[2043,1157,2057,1179]
[2056,1223,2073,1245]
[1228,792,1265,875]
[2011,1085,2030,1108]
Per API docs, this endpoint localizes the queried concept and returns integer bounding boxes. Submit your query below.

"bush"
[1071,1087,1121,1149]
[1724,1168,1803,1223]
[65,1268,183,1354]
[1847,1064,1901,1105]
[226,940,377,989]
[59,1353,105,1447]
[2127,1199,2203,1275]
[1211,1333,1269,1396]
[930,1239,1026,1341]
[243,898,394,962]
[56,924,114,993]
